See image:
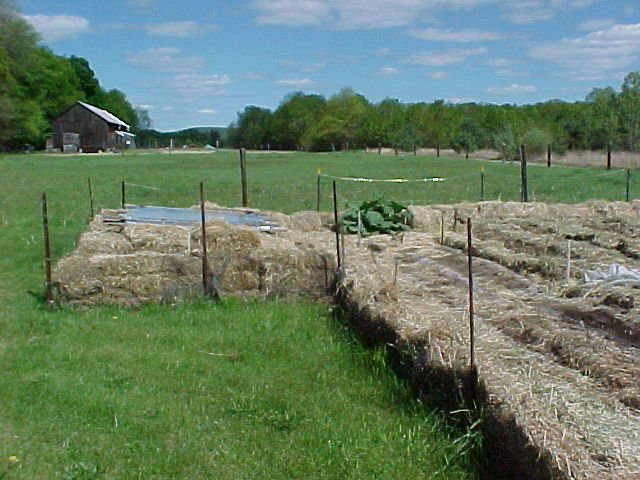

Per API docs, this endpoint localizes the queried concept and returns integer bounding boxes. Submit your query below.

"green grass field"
[0,150,635,478]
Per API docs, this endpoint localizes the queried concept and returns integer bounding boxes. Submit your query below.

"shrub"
[341,197,412,236]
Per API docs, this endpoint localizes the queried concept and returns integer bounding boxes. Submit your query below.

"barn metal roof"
[78,101,130,130]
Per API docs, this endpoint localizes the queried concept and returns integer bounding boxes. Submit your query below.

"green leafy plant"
[341,197,412,236]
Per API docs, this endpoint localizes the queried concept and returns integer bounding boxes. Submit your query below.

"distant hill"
[136,127,229,148]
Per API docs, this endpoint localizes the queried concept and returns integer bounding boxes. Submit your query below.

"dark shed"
[51,101,135,153]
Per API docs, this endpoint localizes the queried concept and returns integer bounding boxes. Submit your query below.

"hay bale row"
[53,209,336,307]
[337,229,640,479]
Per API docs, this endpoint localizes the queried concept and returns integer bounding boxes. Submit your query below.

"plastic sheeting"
[122,205,281,231]
[583,263,640,286]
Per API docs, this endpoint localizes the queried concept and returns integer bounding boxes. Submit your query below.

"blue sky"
[20,0,640,131]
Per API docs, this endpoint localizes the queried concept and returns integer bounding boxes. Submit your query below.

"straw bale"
[54,211,336,306]
[289,211,334,231]
[55,252,201,307]
[124,224,192,253]
[75,230,133,255]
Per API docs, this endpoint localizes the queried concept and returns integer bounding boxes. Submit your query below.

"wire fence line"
[86,165,635,217]
[318,168,636,210]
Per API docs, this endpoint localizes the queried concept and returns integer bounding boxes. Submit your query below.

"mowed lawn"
[0,150,634,478]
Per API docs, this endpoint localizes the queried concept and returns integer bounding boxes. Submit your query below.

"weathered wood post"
[547,144,552,168]
[41,193,54,309]
[607,142,612,170]
[566,239,572,285]
[316,169,321,212]
[121,180,126,209]
[239,148,248,207]
[480,166,485,202]
[332,181,341,269]
[626,168,631,202]
[519,144,528,202]
[88,178,94,220]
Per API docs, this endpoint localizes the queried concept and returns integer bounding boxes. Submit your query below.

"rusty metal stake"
[333,181,341,269]
[467,217,477,398]
[200,182,212,297]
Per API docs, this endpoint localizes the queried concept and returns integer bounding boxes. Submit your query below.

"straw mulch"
[53,207,336,307]
[336,201,639,479]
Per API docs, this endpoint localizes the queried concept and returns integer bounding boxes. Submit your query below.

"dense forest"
[227,77,640,157]
[0,0,140,151]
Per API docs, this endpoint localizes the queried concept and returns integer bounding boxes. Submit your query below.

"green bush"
[341,197,412,236]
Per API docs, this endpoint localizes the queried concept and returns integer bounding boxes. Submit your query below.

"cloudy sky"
[20,0,640,131]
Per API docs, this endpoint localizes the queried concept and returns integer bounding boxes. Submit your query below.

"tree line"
[0,0,139,151]
[227,74,640,157]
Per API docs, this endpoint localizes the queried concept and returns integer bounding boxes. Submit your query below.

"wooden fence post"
[519,144,528,202]
[316,169,321,212]
[239,148,248,207]
[121,180,126,209]
[41,193,54,309]
[607,143,612,170]
[480,167,485,202]
[199,182,214,298]
[626,169,631,202]
[547,144,552,168]
[88,178,94,220]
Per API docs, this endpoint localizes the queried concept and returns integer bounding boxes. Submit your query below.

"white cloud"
[126,47,205,73]
[375,47,391,56]
[249,0,330,26]
[487,83,537,94]
[403,47,487,66]
[279,59,326,72]
[168,74,232,96]
[426,71,448,79]
[127,0,156,6]
[23,14,89,42]
[447,97,476,104]
[500,0,598,24]
[197,109,217,114]
[529,23,640,77]
[248,0,595,30]
[248,0,493,30]
[376,67,401,75]
[485,58,525,76]
[145,21,217,38]
[275,78,315,86]
[577,18,615,31]
[485,58,511,67]
[409,28,504,42]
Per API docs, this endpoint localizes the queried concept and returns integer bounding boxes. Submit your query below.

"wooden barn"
[51,101,135,153]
